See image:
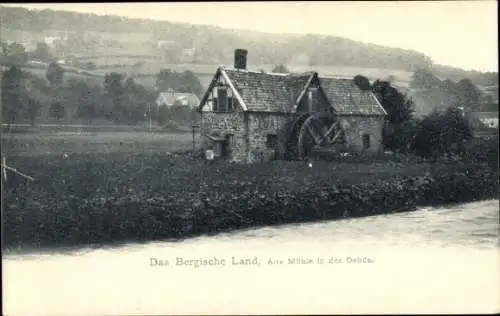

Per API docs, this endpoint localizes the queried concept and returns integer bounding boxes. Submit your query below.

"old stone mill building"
[197,49,387,163]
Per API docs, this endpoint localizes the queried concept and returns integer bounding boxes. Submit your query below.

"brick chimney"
[234,49,248,70]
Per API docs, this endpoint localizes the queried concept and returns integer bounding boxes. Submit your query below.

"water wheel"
[296,113,345,159]
[282,113,310,160]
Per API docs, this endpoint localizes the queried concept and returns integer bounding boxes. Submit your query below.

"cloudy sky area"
[6,1,498,72]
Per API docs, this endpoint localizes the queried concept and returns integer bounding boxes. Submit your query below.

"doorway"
[220,134,233,159]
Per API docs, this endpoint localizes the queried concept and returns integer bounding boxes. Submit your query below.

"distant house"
[179,48,196,62]
[474,112,499,129]
[44,36,61,48]
[157,40,176,49]
[479,85,499,107]
[156,89,200,108]
[182,48,196,56]
[197,49,386,164]
[43,30,69,41]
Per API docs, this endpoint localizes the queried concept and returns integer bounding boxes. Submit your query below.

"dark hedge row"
[2,151,499,251]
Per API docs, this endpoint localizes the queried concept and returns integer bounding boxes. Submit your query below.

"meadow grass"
[2,130,196,156]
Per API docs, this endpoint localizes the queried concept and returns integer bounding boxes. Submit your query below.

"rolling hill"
[0,4,497,119]
[0,5,434,70]
[1,5,496,87]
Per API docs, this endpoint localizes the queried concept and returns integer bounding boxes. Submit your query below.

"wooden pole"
[192,124,195,153]
[148,103,152,132]
[191,123,200,154]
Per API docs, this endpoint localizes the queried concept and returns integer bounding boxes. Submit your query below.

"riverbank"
[2,148,498,250]
[4,200,499,316]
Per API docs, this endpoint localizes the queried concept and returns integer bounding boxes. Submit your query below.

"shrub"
[49,101,66,120]
[412,107,473,158]
[46,61,65,86]
[353,75,371,91]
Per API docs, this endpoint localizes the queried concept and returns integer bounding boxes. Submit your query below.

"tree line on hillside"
[1,5,432,71]
[1,32,497,91]
[354,74,483,159]
[409,68,498,114]
[432,64,498,87]
[2,40,60,65]
[1,41,29,65]
[1,63,204,127]
[1,39,99,72]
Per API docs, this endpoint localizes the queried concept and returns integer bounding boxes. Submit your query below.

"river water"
[3,200,500,315]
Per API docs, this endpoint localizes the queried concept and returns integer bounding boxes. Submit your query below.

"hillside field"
[16,60,413,90]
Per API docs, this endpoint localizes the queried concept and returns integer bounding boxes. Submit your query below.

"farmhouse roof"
[199,67,386,116]
[157,90,200,107]
[474,111,499,119]
[319,77,387,116]
[223,68,314,113]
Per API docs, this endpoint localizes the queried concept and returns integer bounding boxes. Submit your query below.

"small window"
[266,134,278,149]
[217,87,227,112]
[214,87,234,112]
[212,97,218,111]
[307,87,318,112]
[362,134,370,149]
[226,134,234,146]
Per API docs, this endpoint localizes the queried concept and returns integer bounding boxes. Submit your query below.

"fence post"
[192,123,200,153]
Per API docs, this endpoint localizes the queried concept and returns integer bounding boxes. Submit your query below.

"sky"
[3,1,498,72]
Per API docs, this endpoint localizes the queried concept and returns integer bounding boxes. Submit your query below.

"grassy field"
[17,66,105,87]
[2,129,196,157]
[2,128,498,251]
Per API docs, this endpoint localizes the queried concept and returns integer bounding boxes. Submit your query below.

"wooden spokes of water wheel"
[297,113,345,159]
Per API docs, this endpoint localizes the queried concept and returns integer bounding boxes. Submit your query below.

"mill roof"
[199,67,386,116]
[318,77,386,116]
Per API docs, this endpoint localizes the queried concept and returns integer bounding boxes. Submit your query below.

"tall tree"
[30,42,53,62]
[23,98,42,126]
[353,75,372,91]
[372,80,415,126]
[122,77,151,125]
[74,80,98,124]
[372,80,416,152]
[157,106,170,126]
[410,68,441,89]
[46,61,65,86]
[177,70,204,97]
[155,69,204,98]
[272,64,290,74]
[411,107,473,157]
[49,101,66,121]
[456,78,482,113]
[104,72,125,123]
[1,42,28,65]
[1,66,26,126]
[439,107,474,154]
